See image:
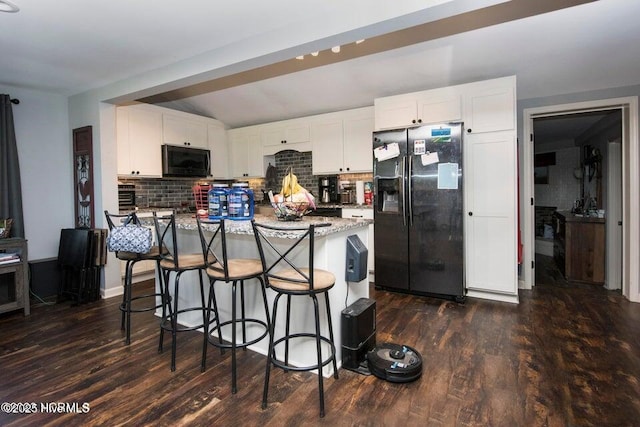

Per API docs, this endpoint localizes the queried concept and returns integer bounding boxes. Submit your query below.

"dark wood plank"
[0,268,639,426]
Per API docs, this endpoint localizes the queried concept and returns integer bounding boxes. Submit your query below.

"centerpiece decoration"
[271,169,316,220]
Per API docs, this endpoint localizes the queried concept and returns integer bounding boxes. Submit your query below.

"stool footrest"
[207,318,269,349]
[161,307,217,333]
[120,292,166,314]
[269,334,337,372]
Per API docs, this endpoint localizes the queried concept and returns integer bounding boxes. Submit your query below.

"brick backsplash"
[120,177,217,210]
[274,150,316,195]
[120,150,374,208]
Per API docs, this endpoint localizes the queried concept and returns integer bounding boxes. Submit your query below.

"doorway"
[522,97,640,303]
[532,110,620,288]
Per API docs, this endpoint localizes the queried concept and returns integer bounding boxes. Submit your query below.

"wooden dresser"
[553,211,605,284]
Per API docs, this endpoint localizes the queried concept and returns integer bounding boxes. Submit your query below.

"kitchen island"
[150,213,372,376]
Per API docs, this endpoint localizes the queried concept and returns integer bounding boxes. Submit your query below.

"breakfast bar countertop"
[145,213,372,239]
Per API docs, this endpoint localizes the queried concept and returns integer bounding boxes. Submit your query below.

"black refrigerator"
[373,123,464,300]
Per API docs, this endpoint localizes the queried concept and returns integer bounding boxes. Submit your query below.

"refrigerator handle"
[408,154,413,226]
[401,155,407,227]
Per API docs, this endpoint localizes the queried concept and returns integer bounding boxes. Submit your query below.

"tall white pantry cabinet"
[374,76,519,303]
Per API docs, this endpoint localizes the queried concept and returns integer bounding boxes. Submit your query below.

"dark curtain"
[0,94,24,238]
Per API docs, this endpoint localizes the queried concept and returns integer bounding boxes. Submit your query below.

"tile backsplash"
[120,149,373,208]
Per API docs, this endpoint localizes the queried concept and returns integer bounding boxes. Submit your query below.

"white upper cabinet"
[208,122,229,179]
[228,128,264,178]
[261,120,311,155]
[312,107,374,175]
[374,94,417,130]
[116,105,163,177]
[311,115,344,175]
[418,87,462,125]
[163,114,208,148]
[342,108,375,173]
[117,104,227,178]
[462,76,516,134]
[374,88,462,130]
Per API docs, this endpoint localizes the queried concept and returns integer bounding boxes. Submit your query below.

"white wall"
[0,84,74,260]
[534,146,581,211]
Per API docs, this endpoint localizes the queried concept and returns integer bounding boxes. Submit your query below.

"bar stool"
[252,220,338,418]
[104,211,166,345]
[196,217,270,394]
[153,212,215,371]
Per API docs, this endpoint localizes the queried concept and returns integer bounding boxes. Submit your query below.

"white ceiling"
[154,0,640,128]
[2,0,639,131]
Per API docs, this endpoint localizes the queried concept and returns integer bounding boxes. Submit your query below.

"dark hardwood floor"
[1,262,639,426]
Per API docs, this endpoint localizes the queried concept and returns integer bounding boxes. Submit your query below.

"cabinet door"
[343,114,374,173]
[229,130,249,178]
[463,83,515,133]
[163,114,208,148]
[116,108,132,175]
[208,123,229,179]
[262,122,311,155]
[417,88,462,124]
[261,126,285,147]
[374,96,417,130]
[311,118,344,175]
[285,123,310,144]
[247,133,264,177]
[464,130,517,296]
[123,107,163,177]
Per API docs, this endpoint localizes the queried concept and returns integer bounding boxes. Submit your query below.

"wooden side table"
[0,238,30,315]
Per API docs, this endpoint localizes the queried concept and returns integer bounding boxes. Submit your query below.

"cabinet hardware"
[467,128,472,133]
[468,212,473,216]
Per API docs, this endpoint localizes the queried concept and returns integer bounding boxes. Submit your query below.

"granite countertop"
[315,203,373,210]
[142,213,371,239]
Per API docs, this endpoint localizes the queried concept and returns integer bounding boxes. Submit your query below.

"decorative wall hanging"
[73,126,94,228]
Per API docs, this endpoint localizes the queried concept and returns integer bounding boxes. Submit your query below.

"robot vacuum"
[366,343,423,383]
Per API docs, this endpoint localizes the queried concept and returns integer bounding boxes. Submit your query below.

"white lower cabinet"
[342,208,374,278]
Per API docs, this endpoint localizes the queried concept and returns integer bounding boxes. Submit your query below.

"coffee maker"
[318,176,338,204]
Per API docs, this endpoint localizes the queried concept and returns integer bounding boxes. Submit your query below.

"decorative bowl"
[273,202,311,221]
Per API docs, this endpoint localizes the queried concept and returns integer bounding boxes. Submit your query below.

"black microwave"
[161,145,210,177]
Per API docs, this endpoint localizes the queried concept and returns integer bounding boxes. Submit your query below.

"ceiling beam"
[140,0,597,104]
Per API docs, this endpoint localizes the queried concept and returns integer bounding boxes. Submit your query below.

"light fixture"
[295,40,363,60]
[0,0,19,13]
